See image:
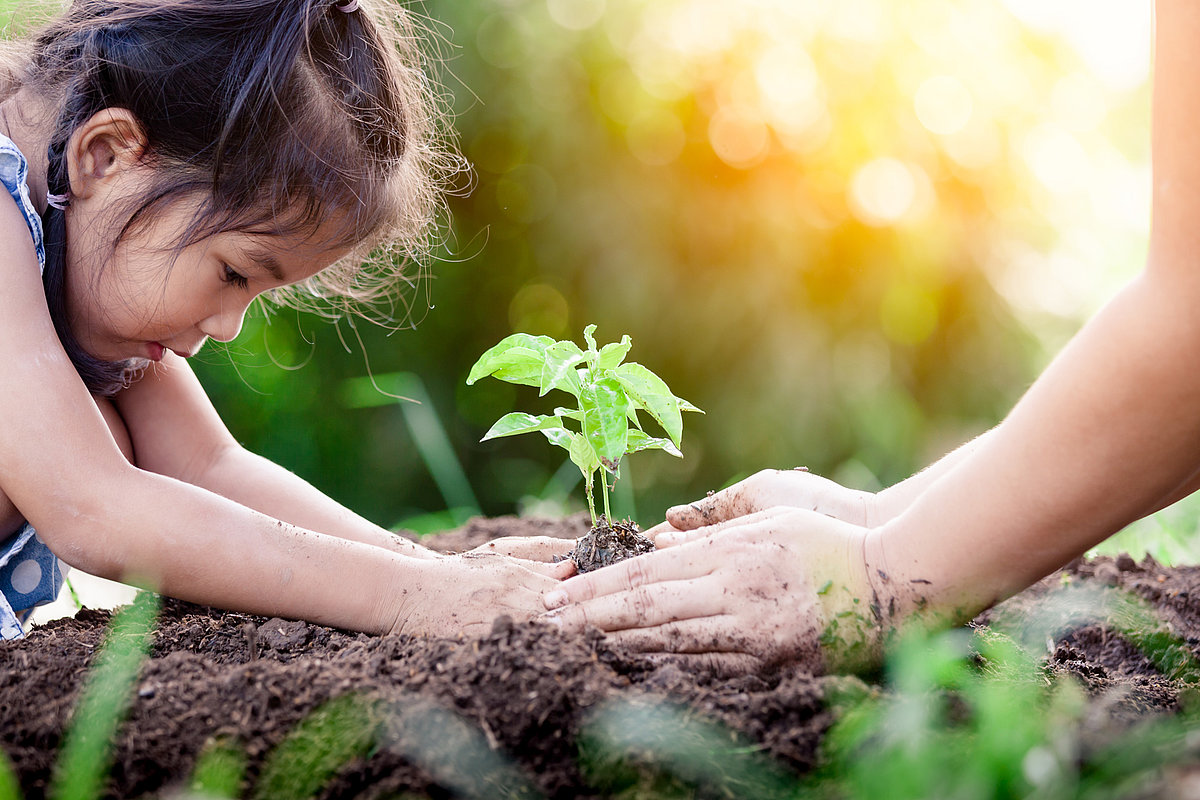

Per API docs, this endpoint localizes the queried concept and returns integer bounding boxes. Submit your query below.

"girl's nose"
[199,304,248,343]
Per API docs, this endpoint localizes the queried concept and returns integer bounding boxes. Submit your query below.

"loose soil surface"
[1,514,1199,799]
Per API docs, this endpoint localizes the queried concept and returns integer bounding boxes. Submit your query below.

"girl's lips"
[147,342,164,362]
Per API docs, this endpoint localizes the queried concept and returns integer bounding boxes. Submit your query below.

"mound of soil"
[566,517,655,574]
[0,514,1198,798]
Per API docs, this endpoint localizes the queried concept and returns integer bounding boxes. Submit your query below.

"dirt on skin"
[566,517,655,574]
[0,515,1198,798]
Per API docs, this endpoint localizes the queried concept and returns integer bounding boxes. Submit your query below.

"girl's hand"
[466,535,578,567]
[648,468,878,545]
[390,553,572,637]
[541,508,881,675]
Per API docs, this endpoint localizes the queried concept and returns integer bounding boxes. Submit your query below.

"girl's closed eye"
[221,262,250,289]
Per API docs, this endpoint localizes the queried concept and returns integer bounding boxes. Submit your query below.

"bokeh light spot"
[495,164,558,224]
[880,284,939,346]
[547,0,606,31]
[914,75,973,136]
[708,106,770,168]
[626,109,687,166]
[850,158,918,226]
[508,283,570,338]
[476,14,526,70]
[1021,122,1089,194]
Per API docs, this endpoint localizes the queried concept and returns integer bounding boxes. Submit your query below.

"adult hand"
[542,508,881,675]
[649,468,879,545]
[466,535,577,570]
[390,552,570,637]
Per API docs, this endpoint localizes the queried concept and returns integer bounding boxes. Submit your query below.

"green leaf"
[541,427,574,452]
[568,429,600,475]
[613,362,684,447]
[539,340,585,397]
[583,324,598,353]
[596,335,632,370]
[626,429,682,457]
[465,334,554,386]
[679,398,705,414]
[554,407,583,422]
[480,412,564,442]
[581,376,630,472]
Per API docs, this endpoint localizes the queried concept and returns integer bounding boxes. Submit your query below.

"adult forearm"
[873,429,995,524]
[864,275,1200,628]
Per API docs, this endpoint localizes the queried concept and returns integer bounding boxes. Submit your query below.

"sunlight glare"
[850,158,919,226]
[914,75,974,136]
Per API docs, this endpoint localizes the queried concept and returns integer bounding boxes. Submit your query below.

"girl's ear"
[64,108,148,200]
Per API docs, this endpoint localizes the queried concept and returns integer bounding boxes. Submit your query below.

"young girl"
[543,0,1196,675]
[0,0,571,640]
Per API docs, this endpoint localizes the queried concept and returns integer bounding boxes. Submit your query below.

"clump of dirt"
[1,517,1199,799]
[566,517,655,573]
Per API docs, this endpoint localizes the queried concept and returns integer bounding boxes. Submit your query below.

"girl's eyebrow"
[245,250,285,281]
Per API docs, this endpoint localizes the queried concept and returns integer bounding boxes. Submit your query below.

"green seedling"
[467,325,701,525]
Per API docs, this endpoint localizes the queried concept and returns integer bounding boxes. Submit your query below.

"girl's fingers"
[472,535,576,562]
[543,542,719,610]
[516,558,576,580]
[541,578,722,634]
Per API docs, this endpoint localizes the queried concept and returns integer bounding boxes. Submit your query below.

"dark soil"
[566,517,655,573]
[1,515,1198,799]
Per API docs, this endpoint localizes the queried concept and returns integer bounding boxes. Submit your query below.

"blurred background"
[190,0,1159,537]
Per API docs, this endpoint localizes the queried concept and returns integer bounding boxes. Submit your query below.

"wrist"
[812,525,885,674]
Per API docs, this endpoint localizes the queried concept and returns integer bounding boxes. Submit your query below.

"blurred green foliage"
[182,0,1148,531]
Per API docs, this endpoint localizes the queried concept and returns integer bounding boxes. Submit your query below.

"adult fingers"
[655,507,799,547]
[605,616,763,657]
[543,542,720,610]
[642,519,677,540]
[664,472,783,530]
[541,578,722,634]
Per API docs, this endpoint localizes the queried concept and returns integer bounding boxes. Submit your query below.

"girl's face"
[65,188,351,364]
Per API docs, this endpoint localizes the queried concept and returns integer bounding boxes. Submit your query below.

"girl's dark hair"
[8,0,453,395]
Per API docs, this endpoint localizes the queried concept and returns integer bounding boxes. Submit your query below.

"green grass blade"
[0,748,23,800]
[252,694,382,800]
[50,591,160,800]
[187,737,246,799]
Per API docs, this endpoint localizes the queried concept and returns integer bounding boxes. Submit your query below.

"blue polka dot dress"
[0,131,71,639]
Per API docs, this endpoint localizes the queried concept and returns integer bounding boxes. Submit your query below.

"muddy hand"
[648,468,878,546]
[391,553,566,637]
[542,508,882,675]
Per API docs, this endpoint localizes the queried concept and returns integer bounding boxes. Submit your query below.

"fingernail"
[544,590,567,610]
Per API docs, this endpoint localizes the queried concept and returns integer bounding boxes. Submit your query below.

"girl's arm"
[0,231,559,635]
[114,358,441,559]
[114,358,573,563]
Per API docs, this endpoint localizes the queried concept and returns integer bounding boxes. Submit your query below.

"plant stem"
[585,471,597,527]
[601,471,612,523]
